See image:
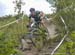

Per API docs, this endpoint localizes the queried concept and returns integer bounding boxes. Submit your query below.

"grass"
[0,15,29,55]
[0,17,16,27]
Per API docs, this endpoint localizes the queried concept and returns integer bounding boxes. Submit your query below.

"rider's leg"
[30,22,35,28]
[28,21,36,32]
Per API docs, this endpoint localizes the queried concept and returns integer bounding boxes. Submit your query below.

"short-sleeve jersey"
[29,11,41,21]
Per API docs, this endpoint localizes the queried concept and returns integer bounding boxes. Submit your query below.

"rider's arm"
[39,11,45,19]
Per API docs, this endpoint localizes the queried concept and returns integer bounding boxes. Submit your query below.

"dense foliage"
[47,0,75,55]
[0,15,29,55]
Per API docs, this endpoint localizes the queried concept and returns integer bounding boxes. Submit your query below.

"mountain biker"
[28,8,45,28]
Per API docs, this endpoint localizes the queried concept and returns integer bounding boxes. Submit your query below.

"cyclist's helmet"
[30,8,35,12]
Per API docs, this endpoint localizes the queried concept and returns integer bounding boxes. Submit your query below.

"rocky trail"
[20,33,61,55]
